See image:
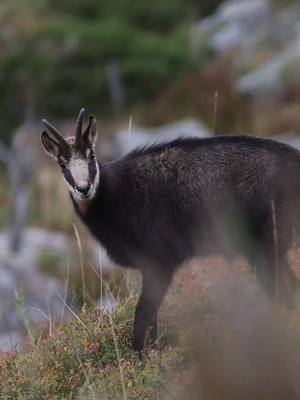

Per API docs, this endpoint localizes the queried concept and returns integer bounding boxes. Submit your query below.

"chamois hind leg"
[250,247,275,301]
[133,269,172,352]
[270,205,300,306]
[278,254,299,308]
[251,241,299,307]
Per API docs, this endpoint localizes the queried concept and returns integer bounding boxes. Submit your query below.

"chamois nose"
[77,183,90,195]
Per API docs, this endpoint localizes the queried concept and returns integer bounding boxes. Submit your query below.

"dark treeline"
[0,0,223,144]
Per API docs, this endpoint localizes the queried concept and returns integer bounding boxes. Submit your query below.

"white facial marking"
[70,158,89,186]
[64,156,100,202]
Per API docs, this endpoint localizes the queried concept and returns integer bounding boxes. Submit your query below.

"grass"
[0,295,183,400]
[2,257,300,399]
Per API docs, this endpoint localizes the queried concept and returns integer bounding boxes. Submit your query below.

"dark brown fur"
[72,135,300,351]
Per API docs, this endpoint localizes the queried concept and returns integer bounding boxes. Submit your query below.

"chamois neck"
[73,197,93,215]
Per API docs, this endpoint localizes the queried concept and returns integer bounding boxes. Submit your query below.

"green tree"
[0,0,221,143]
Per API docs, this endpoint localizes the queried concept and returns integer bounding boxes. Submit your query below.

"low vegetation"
[2,258,300,399]
[0,296,184,399]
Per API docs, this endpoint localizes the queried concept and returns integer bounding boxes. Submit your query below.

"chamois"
[41,108,300,352]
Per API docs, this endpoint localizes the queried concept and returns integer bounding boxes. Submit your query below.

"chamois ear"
[40,131,61,160]
[83,115,98,147]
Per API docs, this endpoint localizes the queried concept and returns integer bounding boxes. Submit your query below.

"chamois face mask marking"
[62,149,99,201]
[41,108,100,202]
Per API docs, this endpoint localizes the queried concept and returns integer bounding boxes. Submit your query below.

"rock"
[191,0,300,99]
[237,38,300,96]
[0,331,23,352]
[0,225,118,350]
[0,227,68,270]
[273,134,300,151]
[213,0,269,53]
[210,23,244,53]
[192,0,270,54]
[229,1,300,97]
[218,0,269,26]
[114,118,211,156]
[0,228,69,351]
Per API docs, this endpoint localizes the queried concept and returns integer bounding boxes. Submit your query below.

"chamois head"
[41,108,100,201]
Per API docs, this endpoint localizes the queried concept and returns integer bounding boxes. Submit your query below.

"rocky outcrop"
[115,118,211,155]
[192,0,300,98]
[0,228,68,350]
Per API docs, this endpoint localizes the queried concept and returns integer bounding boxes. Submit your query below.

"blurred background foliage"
[1,0,299,145]
[0,0,224,144]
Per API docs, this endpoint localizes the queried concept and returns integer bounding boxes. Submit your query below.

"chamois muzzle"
[77,183,91,197]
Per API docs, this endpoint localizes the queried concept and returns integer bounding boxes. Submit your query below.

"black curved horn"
[75,108,85,148]
[82,115,95,142]
[42,118,70,155]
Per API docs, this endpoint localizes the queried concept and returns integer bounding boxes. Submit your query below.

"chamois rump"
[41,108,300,352]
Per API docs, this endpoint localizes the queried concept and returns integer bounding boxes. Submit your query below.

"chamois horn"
[75,108,85,149]
[82,114,95,142]
[42,118,70,155]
